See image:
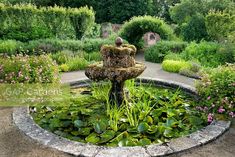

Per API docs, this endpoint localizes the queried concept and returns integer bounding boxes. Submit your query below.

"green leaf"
[99,130,115,143]
[78,127,91,136]
[85,133,100,144]
[71,131,80,136]
[74,120,84,128]
[138,138,151,146]
[94,120,107,134]
[137,122,150,133]
[163,129,174,138]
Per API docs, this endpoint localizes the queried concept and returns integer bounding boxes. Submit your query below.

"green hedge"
[162,60,191,73]
[0,3,95,41]
[0,55,59,83]
[144,40,187,63]
[0,38,115,55]
[119,16,176,48]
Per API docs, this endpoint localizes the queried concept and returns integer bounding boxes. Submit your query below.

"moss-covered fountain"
[85,37,146,106]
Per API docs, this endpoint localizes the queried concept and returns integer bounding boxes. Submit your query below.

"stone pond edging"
[13,78,231,157]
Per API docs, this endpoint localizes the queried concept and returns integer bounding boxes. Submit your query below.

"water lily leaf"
[94,120,107,134]
[147,125,158,134]
[99,130,115,143]
[85,133,100,144]
[138,138,151,146]
[118,138,137,147]
[49,118,61,128]
[163,129,174,138]
[137,122,150,133]
[71,131,80,136]
[74,120,84,128]
[165,117,178,127]
[78,127,91,136]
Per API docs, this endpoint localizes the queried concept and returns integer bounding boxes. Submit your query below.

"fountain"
[85,37,146,106]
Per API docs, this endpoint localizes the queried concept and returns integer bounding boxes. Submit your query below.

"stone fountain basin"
[13,78,231,157]
[85,62,146,82]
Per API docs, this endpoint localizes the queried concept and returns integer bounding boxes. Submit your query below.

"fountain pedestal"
[85,37,146,106]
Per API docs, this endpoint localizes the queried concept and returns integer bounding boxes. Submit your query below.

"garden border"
[13,77,231,157]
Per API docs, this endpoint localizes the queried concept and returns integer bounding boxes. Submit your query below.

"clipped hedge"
[162,60,191,73]
[0,3,95,41]
[144,40,187,63]
[119,16,176,47]
[0,38,115,55]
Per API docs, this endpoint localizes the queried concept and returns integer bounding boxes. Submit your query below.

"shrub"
[163,53,183,61]
[59,64,69,72]
[83,51,101,62]
[205,11,235,41]
[196,64,235,119]
[144,40,187,63]
[180,14,208,42]
[119,16,176,47]
[162,60,191,73]
[0,40,23,55]
[0,55,59,83]
[0,38,115,55]
[181,41,234,67]
[179,67,201,79]
[67,56,88,71]
[51,50,75,65]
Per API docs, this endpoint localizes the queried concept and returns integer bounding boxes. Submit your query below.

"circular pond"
[13,78,231,157]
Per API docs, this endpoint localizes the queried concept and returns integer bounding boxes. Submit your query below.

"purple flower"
[207,96,211,100]
[218,107,225,113]
[229,112,235,118]
[208,113,213,123]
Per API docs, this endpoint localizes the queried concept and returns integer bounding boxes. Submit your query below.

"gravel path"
[0,53,234,157]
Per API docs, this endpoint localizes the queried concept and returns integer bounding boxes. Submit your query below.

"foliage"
[180,14,208,42]
[169,0,235,25]
[12,0,154,24]
[169,0,235,41]
[196,64,235,120]
[119,16,176,48]
[144,40,187,63]
[52,51,101,72]
[0,40,23,55]
[31,81,206,146]
[66,56,88,71]
[59,64,69,72]
[162,60,192,73]
[0,38,115,55]
[68,6,95,39]
[205,10,235,41]
[181,41,234,67]
[0,3,95,41]
[0,55,59,83]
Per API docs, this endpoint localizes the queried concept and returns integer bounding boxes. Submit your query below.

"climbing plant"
[119,16,176,47]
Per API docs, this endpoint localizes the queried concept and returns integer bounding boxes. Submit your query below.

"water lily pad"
[94,120,107,134]
[138,138,151,146]
[85,133,100,144]
[99,130,115,143]
[137,122,150,133]
[74,120,84,128]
